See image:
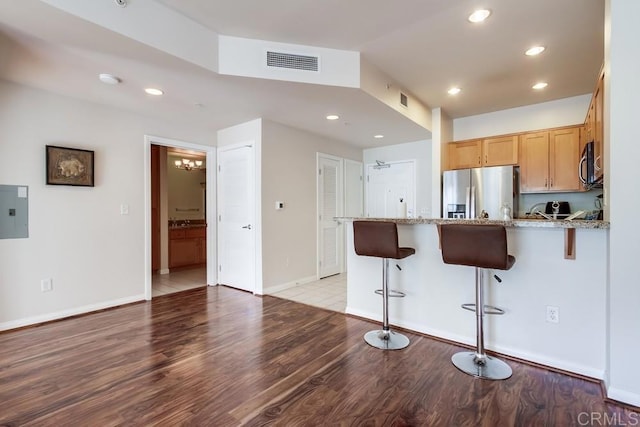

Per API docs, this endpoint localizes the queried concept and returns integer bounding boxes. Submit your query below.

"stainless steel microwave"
[579,141,602,188]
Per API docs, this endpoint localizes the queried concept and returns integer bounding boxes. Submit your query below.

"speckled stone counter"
[336,217,610,229]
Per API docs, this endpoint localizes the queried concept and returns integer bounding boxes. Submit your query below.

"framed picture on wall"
[46,145,95,187]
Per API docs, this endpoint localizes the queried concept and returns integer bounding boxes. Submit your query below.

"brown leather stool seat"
[440,224,515,380]
[354,221,415,350]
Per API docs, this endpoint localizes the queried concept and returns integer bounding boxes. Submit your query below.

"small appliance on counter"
[545,201,570,219]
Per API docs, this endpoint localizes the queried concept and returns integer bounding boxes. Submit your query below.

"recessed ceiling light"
[98,73,121,85]
[448,87,461,95]
[326,115,339,120]
[145,87,164,96]
[468,9,491,23]
[532,82,548,90]
[374,135,384,139]
[525,46,546,56]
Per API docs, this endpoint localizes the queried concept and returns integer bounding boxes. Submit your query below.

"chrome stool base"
[364,329,410,350]
[451,351,513,380]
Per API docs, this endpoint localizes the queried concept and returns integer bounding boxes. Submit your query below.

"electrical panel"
[0,185,29,239]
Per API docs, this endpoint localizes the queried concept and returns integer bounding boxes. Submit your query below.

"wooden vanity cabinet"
[169,226,206,268]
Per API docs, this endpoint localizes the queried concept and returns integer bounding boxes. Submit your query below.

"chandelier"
[174,158,204,171]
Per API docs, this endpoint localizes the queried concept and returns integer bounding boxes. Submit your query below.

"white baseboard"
[345,306,604,380]
[0,294,146,332]
[607,386,640,407]
[264,275,317,294]
[159,269,170,275]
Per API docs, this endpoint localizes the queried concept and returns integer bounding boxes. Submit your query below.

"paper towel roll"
[398,200,407,218]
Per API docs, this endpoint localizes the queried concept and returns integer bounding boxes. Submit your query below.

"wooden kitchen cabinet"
[519,126,581,193]
[482,135,518,166]
[447,139,482,169]
[447,136,518,170]
[169,226,207,268]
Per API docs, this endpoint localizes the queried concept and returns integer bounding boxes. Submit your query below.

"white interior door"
[217,144,255,292]
[317,154,343,278]
[366,160,416,218]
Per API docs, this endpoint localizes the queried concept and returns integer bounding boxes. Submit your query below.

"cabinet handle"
[545,178,548,188]
[478,156,481,165]
[485,154,488,164]
[550,178,553,187]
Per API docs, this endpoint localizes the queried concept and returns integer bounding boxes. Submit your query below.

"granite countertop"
[336,217,610,229]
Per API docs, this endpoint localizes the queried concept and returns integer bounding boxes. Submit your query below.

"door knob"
[242,224,252,230]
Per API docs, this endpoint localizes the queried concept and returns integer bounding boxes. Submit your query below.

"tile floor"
[270,273,347,313]
[153,267,347,313]
[152,266,207,297]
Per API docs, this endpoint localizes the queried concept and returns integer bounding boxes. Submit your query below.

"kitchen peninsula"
[339,216,609,381]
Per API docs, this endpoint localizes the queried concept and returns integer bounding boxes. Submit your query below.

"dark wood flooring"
[0,286,637,426]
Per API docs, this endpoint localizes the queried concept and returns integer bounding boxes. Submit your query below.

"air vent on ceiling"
[400,92,408,108]
[267,51,319,72]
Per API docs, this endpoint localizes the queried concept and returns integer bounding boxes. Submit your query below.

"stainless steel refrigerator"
[442,166,519,219]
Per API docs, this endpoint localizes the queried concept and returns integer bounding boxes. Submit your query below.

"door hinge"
[319,168,322,175]
[218,165,221,172]
[367,175,370,182]
[319,260,322,266]
[218,214,221,222]
[219,265,222,272]
[360,175,363,181]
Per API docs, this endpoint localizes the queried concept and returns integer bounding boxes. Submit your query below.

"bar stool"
[439,224,515,380]
[353,221,415,350]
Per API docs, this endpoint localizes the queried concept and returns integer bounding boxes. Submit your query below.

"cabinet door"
[550,127,581,191]
[519,132,550,193]
[483,135,518,166]
[594,74,604,182]
[448,140,481,170]
[169,238,200,268]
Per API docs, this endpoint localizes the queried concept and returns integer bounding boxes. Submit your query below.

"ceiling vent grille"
[267,51,319,72]
[400,92,409,108]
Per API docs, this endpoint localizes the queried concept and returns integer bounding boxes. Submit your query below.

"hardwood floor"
[1,286,637,426]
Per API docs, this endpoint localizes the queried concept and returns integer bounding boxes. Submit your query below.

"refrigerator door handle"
[465,187,471,218]
[470,186,476,219]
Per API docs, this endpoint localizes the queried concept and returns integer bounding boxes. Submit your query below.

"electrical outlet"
[546,306,559,323]
[41,278,52,293]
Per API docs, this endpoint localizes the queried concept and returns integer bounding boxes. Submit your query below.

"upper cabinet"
[447,135,518,170]
[585,70,604,182]
[447,139,482,169]
[519,126,581,193]
[483,135,519,166]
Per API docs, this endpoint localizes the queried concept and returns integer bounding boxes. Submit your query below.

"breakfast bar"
[339,217,610,380]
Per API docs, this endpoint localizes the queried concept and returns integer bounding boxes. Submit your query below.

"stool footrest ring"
[374,289,406,298]
[461,303,505,315]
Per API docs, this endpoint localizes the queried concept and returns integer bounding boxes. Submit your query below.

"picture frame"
[46,145,95,187]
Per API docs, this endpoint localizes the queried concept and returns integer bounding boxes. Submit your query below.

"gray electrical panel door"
[0,185,29,239]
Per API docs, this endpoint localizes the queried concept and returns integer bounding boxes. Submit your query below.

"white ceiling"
[0,0,603,148]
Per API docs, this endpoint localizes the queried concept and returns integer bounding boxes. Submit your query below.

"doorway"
[144,135,216,300]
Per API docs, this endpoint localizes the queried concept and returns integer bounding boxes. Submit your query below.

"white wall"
[261,119,361,291]
[605,0,640,407]
[453,94,591,141]
[0,80,212,330]
[363,140,432,217]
